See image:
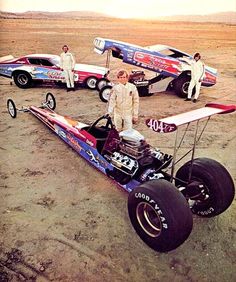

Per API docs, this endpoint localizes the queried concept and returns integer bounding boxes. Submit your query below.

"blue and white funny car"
[94,37,217,98]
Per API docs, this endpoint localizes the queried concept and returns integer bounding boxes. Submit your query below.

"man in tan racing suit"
[60,45,75,91]
[107,70,139,131]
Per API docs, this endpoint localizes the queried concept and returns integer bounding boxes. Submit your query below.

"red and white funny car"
[0,54,109,89]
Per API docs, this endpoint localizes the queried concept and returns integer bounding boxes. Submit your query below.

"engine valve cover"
[111,152,138,176]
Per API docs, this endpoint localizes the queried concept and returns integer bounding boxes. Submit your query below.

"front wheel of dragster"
[128,179,193,252]
[175,158,235,217]
[46,92,56,110]
[99,85,112,103]
[7,99,17,118]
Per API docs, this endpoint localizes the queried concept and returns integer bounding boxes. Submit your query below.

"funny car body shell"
[94,37,217,87]
[0,54,109,88]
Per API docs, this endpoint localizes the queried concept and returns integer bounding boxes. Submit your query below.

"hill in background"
[0,10,235,23]
[0,10,109,19]
[158,11,236,24]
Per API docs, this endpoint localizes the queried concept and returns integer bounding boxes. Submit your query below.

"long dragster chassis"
[7,93,235,252]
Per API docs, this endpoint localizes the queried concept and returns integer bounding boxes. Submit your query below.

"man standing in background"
[185,52,205,103]
[60,45,75,92]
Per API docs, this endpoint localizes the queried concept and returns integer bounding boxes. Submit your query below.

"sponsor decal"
[67,133,82,152]
[47,70,64,80]
[139,168,156,182]
[197,207,214,215]
[204,72,216,84]
[86,149,99,165]
[134,192,168,228]
[86,139,94,147]
[58,130,67,139]
[0,66,10,74]
[73,129,87,141]
[86,149,108,168]
[134,51,180,74]
[146,119,177,133]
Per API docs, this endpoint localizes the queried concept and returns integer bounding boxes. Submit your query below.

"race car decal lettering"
[47,70,64,80]
[67,133,82,152]
[160,216,166,222]
[15,60,25,64]
[135,193,150,202]
[204,72,216,84]
[134,51,180,74]
[134,192,168,228]
[157,209,163,215]
[146,119,177,133]
[86,139,94,147]
[58,130,67,139]
[197,207,214,216]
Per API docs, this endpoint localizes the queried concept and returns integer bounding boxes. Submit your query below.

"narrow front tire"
[7,99,17,118]
[46,93,56,110]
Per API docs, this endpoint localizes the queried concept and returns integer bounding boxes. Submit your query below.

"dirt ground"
[0,18,235,282]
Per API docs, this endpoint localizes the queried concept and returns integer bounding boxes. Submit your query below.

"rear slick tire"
[175,158,235,217]
[128,179,193,252]
[174,76,190,98]
[13,71,32,88]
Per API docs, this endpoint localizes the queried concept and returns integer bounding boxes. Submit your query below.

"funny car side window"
[40,59,54,67]
[28,58,41,65]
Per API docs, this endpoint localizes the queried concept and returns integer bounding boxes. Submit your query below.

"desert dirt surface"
[0,18,235,282]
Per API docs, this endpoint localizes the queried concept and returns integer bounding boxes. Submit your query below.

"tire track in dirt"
[0,248,51,281]
[41,234,128,280]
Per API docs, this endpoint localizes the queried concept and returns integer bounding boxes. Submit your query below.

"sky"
[0,0,235,18]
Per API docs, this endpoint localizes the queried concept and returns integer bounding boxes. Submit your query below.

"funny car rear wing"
[146,103,236,133]
[146,103,236,181]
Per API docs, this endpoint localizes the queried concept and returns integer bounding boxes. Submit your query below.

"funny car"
[0,54,109,89]
[7,94,235,252]
[94,37,217,97]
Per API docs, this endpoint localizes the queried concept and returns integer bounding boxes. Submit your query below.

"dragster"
[7,94,235,252]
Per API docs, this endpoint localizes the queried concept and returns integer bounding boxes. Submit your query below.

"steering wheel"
[87,115,114,133]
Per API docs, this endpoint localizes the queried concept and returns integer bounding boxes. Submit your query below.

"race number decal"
[146,119,177,133]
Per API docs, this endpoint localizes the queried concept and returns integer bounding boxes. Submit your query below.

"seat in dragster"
[7,94,235,253]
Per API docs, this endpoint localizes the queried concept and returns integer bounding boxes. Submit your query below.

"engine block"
[111,152,138,176]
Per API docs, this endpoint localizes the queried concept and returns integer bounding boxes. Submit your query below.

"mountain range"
[0,10,235,23]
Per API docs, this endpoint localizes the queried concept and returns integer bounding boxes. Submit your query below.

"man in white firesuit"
[185,52,205,103]
[107,70,139,131]
[60,45,75,91]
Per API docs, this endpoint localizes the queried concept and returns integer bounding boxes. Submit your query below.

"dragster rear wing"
[146,103,236,133]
